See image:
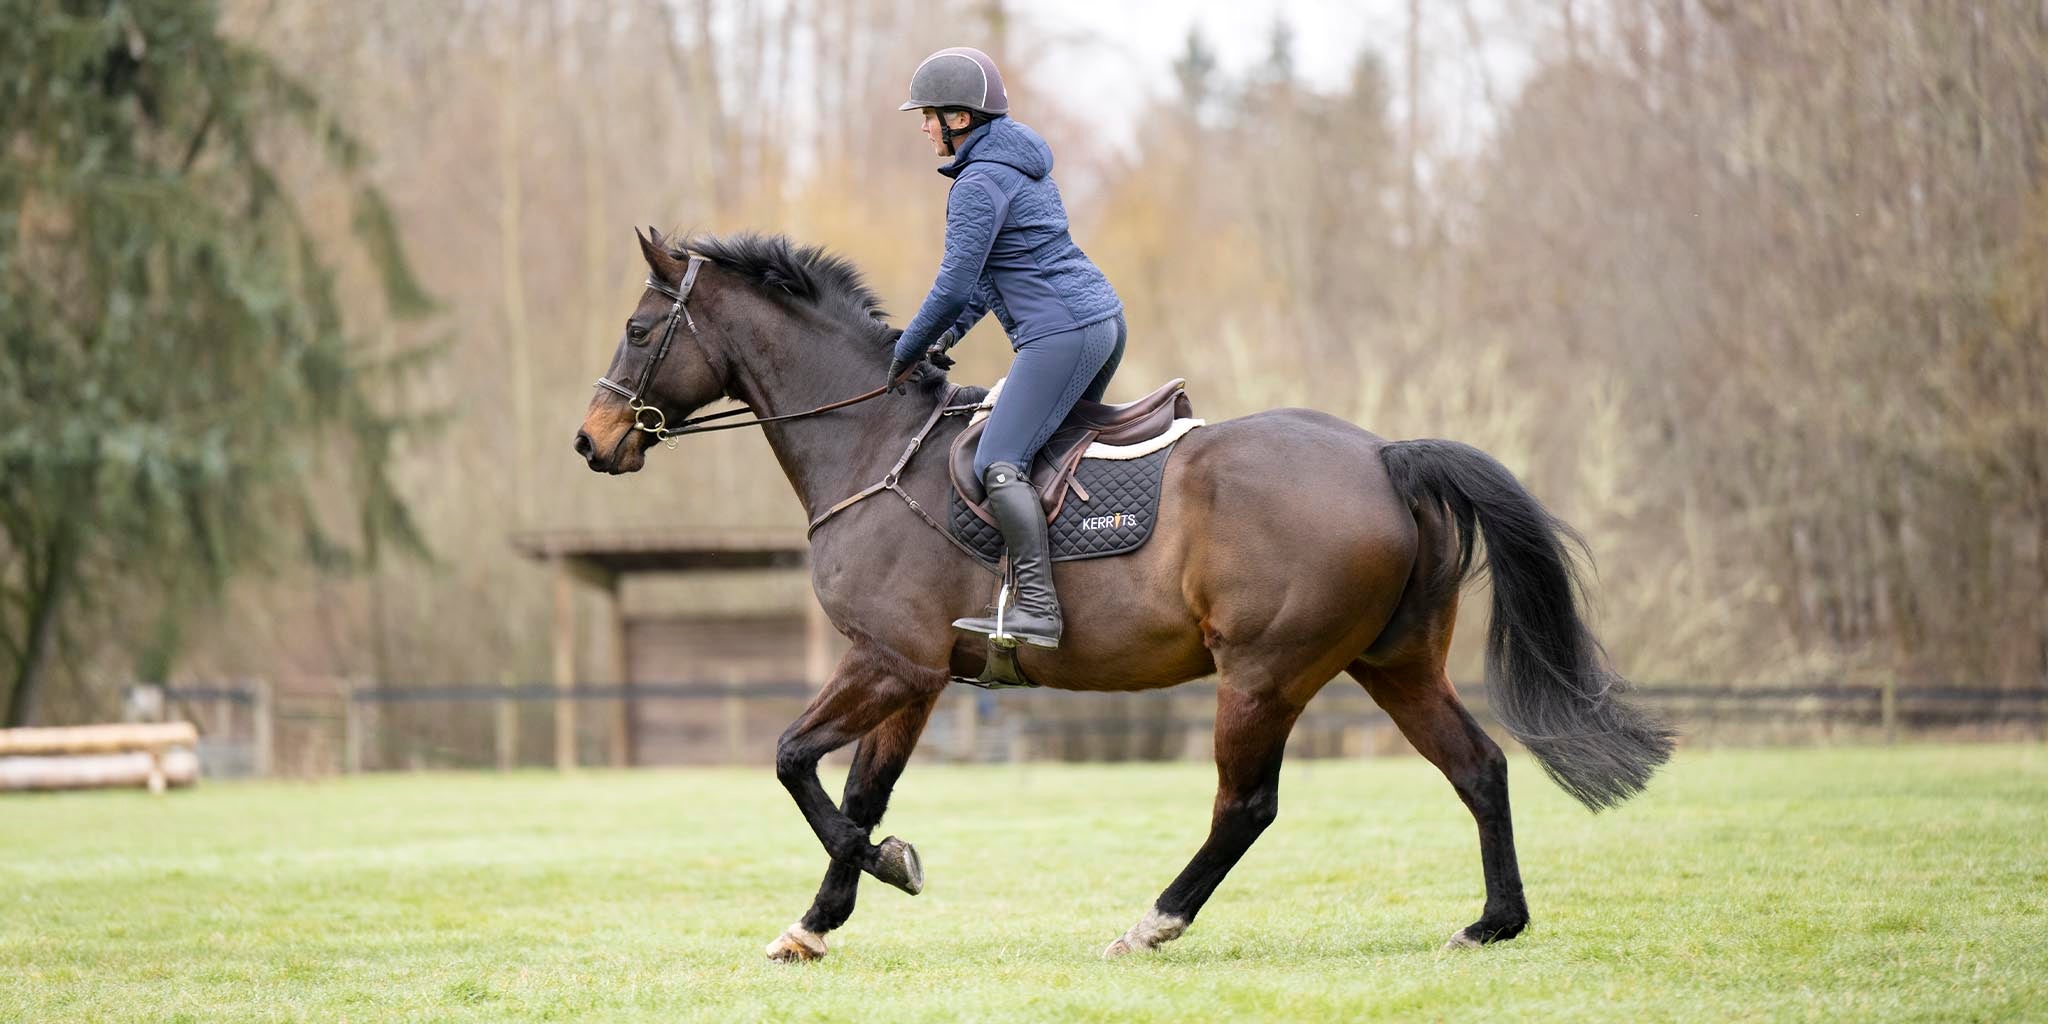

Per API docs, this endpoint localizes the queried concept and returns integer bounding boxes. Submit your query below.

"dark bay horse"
[574,230,1673,962]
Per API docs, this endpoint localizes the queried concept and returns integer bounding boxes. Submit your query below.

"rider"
[887,46,1126,652]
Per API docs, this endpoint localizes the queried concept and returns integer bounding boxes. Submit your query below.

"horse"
[572,229,1674,962]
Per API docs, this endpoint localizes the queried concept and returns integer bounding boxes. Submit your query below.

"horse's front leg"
[767,691,940,962]
[769,640,947,948]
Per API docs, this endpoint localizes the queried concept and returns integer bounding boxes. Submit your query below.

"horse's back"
[1170,407,1401,506]
[1160,407,1419,664]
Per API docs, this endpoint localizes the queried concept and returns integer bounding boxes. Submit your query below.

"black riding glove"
[925,328,960,370]
[886,356,914,394]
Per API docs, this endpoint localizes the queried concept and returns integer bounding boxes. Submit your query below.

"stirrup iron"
[987,579,1019,650]
[951,565,1024,647]
[970,581,1037,688]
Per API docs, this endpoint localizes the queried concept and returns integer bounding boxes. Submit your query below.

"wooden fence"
[152,680,2048,776]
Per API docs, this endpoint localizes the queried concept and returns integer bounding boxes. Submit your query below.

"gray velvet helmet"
[897,47,1010,116]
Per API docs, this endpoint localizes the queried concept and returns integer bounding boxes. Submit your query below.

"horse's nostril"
[574,431,595,460]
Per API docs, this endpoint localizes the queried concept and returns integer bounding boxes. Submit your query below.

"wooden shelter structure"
[510,527,838,768]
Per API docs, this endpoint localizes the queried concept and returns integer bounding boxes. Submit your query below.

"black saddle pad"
[948,444,1176,565]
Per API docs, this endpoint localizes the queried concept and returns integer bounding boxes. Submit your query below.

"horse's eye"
[628,325,648,344]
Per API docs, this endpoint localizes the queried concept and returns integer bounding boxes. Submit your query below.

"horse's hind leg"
[766,692,939,962]
[1348,658,1528,948]
[1102,683,1306,957]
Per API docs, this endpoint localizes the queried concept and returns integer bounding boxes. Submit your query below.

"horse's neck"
[726,315,940,523]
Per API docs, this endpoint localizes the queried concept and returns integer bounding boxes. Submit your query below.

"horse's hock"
[0,722,202,794]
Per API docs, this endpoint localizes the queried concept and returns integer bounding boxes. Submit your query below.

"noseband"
[593,253,916,450]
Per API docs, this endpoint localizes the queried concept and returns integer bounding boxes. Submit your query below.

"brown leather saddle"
[948,378,1193,527]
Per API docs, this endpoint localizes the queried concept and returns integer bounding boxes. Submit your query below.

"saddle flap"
[947,378,1193,526]
[949,419,1086,522]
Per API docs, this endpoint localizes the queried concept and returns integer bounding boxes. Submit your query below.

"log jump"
[0,722,201,794]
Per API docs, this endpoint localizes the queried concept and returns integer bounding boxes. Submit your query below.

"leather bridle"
[593,254,913,453]
[594,256,707,452]
[591,253,990,569]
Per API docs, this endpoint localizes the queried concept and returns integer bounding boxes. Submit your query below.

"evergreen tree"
[0,0,435,725]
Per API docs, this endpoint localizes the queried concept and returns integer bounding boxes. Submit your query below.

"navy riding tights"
[973,314,1127,480]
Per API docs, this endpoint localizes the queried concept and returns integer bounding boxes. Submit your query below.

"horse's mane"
[661,230,962,395]
[673,232,894,345]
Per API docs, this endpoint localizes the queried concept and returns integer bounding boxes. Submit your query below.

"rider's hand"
[886,356,914,394]
[925,328,959,370]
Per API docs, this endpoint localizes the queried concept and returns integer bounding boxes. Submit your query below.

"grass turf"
[3,745,2045,1022]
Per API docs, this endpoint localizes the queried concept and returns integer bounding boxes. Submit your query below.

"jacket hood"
[939,117,1052,180]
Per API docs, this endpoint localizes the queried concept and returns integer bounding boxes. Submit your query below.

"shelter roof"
[510,527,810,575]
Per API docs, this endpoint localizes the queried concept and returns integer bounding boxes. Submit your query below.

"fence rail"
[142,679,2048,776]
[346,682,818,703]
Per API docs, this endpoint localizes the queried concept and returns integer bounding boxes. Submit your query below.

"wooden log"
[0,722,198,756]
[0,749,200,792]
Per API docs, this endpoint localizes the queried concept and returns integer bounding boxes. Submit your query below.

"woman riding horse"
[573,44,1670,964]
[887,46,1126,651]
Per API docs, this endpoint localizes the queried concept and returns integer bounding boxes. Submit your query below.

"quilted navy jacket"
[893,117,1122,362]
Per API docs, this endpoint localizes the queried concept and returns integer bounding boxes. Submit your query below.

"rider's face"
[919,108,971,157]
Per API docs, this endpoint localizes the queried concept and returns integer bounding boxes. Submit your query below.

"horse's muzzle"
[575,427,645,474]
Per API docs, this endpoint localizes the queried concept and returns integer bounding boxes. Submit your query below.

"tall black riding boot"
[952,462,1064,649]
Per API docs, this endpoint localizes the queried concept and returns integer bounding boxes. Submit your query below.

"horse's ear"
[636,227,674,281]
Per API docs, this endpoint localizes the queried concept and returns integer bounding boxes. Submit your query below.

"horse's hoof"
[765,923,827,963]
[869,835,923,895]
[1102,908,1187,959]
[1443,915,1525,950]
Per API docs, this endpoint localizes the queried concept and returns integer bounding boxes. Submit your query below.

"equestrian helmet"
[897,47,1009,116]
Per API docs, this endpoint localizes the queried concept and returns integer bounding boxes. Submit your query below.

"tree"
[0,0,435,725]
[1461,1,2048,686]
[1171,27,1218,118]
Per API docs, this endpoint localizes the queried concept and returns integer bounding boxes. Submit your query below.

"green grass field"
[4,746,2045,1022]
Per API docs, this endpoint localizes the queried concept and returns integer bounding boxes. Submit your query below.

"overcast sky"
[1014,0,1538,152]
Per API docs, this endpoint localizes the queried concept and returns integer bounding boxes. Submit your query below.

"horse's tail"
[1379,439,1674,811]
